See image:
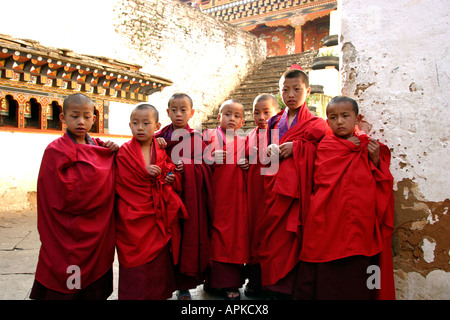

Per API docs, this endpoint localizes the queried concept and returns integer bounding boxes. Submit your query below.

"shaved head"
[63,93,94,114]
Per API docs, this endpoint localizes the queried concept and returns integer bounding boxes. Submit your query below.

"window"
[0,95,18,127]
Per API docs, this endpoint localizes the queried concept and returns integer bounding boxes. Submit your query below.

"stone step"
[202,51,317,130]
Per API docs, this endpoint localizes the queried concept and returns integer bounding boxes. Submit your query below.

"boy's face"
[218,103,245,131]
[129,109,161,143]
[60,102,96,142]
[253,101,277,129]
[167,97,195,130]
[280,77,310,110]
[326,101,359,139]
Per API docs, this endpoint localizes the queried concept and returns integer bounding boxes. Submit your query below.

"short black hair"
[279,69,309,87]
[63,93,94,114]
[327,96,359,115]
[218,99,244,114]
[168,93,193,109]
[131,103,159,122]
[253,93,279,111]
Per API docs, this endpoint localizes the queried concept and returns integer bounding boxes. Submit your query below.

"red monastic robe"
[300,132,395,300]
[35,133,115,294]
[115,137,187,269]
[155,125,213,278]
[258,106,327,292]
[245,127,269,265]
[203,127,249,264]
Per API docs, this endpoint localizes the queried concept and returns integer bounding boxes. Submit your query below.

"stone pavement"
[0,211,259,301]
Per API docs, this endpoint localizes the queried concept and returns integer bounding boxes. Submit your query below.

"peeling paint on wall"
[393,178,450,276]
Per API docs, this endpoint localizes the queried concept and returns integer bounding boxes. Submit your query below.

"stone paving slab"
[0,212,260,301]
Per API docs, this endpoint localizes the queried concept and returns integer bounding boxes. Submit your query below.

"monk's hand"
[146,164,162,176]
[279,142,293,159]
[237,158,249,171]
[156,137,167,149]
[175,160,184,173]
[267,144,280,158]
[347,136,360,146]
[102,140,119,152]
[212,150,226,164]
[165,172,175,184]
[367,138,380,167]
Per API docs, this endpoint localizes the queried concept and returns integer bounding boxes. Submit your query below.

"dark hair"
[168,93,193,109]
[327,96,359,115]
[131,103,159,122]
[63,93,94,114]
[279,69,309,87]
[253,93,279,111]
[218,99,243,114]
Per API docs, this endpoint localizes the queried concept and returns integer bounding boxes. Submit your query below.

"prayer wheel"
[24,101,32,118]
[47,103,54,120]
[0,98,8,116]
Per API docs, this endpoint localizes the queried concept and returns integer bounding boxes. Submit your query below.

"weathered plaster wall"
[339,0,450,299]
[111,0,267,129]
[0,132,129,217]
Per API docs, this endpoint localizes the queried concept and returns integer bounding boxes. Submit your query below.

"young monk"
[155,93,213,300]
[202,99,248,300]
[30,93,118,300]
[115,104,188,300]
[258,68,328,299]
[295,96,395,300]
[244,94,278,297]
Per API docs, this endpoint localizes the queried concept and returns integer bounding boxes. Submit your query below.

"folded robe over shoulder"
[155,124,213,277]
[35,133,115,294]
[300,132,395,299]
[203,127,249,264]
[258,105,327,290]
[115,137,188,269]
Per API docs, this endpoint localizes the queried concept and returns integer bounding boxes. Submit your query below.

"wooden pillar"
[294,26,304,53]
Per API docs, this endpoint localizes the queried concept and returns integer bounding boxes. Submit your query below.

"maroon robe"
[155,124,213,288]
[33,132,115,297]
[115,137,187,268]
[245,127,269,265]
[258,105,327,295]
[203,127,249,265]
[299,132,395,299]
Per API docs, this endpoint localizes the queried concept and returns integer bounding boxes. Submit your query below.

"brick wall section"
[112,0,267,129]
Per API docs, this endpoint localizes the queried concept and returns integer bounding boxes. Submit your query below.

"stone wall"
[339,0,450,299]
[111,0,267,129]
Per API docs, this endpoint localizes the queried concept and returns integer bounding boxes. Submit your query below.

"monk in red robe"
[258,69,327,299]
[115,104,187,300]
[203,99,249,300]
[244,94,278,298]
[155,93,213,300]
[295,96,395,300]
[30,93,118,300]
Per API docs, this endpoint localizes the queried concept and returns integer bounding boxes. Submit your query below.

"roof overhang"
[0,34,172,102]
